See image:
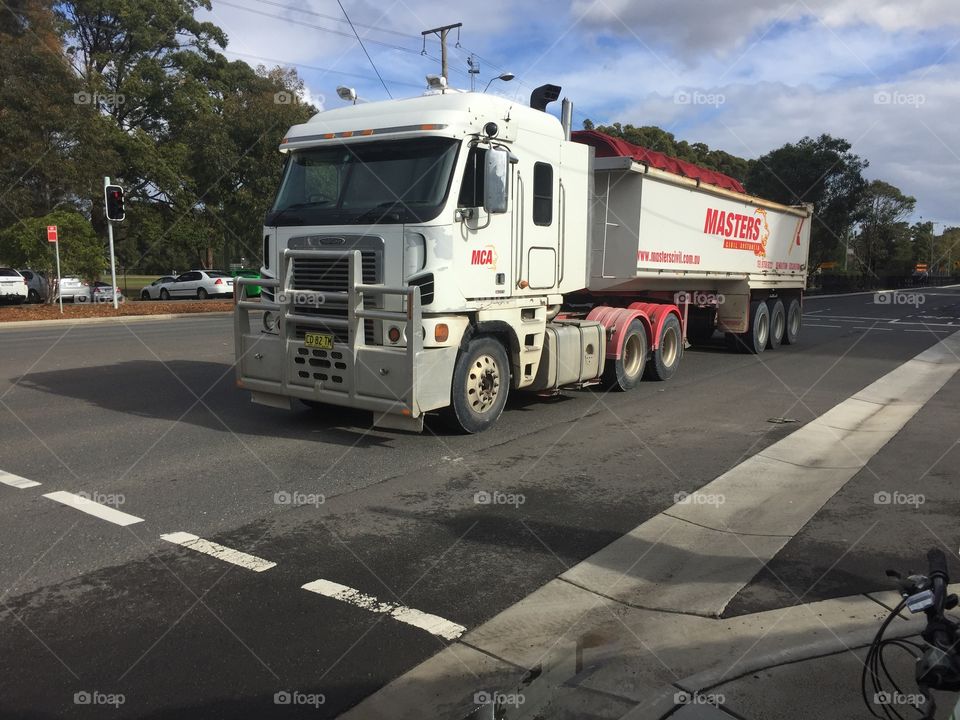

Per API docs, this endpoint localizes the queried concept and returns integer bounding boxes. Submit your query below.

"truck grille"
[290,252,380,343]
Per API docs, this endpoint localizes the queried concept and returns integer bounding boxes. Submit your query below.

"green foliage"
[0,210,107,279]
[852,181,916,275]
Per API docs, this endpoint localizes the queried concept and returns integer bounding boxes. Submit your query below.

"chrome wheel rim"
[789,307,800,336]
[661,326,679,367]
[758,312,769,347]
[623,333,643,378]
[467,354,501,413]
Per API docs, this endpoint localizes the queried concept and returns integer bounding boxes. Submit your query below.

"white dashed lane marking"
[43,491,143,526]
[0,470,41,489]
[302,579,466,640]
[161,532,277,572]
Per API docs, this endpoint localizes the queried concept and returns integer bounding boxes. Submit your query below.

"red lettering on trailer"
[702,207,770,257]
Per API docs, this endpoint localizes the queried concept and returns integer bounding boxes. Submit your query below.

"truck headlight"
[404,232,426,279]
[262,311,278,333]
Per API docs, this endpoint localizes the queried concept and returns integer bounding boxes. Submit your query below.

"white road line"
[160,532,276,572]
[804,323,842,328]
[0,470,41,489]
[302,579,466,640]
[854,326,893,331]
[43,491,143,526]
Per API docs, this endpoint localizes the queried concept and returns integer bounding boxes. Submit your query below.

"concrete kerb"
[0,311,239,330]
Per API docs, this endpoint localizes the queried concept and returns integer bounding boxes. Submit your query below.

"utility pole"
[467,54,480,92]
[421,22,462,83]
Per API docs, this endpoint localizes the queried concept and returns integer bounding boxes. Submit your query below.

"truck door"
[458,145,513,299]
[516,143,561,293]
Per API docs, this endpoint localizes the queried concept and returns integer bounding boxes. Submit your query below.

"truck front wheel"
[603,319,647,391]
[449,336,510,433]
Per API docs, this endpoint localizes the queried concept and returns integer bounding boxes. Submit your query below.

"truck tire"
[737,300,769,354]
[449,336,510,433]
[603,319,647,391]
[646,314,682,381]
[783,298,801,345]
[768,299,785,349]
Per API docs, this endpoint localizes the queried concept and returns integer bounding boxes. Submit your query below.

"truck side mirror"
[483,147,509,214]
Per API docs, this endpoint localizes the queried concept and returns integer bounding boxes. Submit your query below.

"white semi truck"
[235,82,812,433]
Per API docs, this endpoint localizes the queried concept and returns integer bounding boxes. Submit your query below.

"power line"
[335,0,391,97]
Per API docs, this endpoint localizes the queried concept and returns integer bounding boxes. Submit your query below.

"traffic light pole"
[104,176,119,309]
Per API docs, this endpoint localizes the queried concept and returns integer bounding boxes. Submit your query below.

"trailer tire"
[449,336,510,434]
[768,299,785,349]
[783,298,801,345]
[646,314,682,381]
[736,300,769,354]
[603,319,647,391]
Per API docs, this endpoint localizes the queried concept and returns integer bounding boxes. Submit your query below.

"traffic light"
[105,184,125,222]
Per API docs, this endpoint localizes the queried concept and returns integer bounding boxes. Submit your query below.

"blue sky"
[204,0,960,227]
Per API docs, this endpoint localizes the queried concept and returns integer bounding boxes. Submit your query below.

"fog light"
[262,311,278,333]
[387,326,401,343]
[434,323,449,342]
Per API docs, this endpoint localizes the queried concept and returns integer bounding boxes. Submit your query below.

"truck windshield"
[266,137,460,226]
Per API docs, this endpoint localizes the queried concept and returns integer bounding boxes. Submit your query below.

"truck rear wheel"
[646,314,682,381]
[783,298,801,345]
[768,299,785,349]
[449,336,510,433]
[735,300,770,354]
[603,319,647,391]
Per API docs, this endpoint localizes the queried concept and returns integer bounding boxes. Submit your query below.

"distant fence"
[812,274,958,294]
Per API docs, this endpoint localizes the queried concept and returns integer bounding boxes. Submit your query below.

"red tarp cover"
[571,130,746,194]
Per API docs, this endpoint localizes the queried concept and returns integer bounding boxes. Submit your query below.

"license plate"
[304,332,334,350]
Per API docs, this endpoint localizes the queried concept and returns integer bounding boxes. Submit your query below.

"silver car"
[0,268,28,304]
[139,276,177,300]
[19,269,49,303]
[158,270,234,300]
[56,276,92,302]
[91,281,124,303]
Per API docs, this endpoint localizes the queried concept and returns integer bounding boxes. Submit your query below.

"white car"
[157,270,234,300]
[0,268,28,304]
[140,276,178,300]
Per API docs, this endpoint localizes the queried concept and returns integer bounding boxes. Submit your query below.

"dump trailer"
[235,82,812,433]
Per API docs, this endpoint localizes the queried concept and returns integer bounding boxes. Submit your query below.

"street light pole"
[104,175,119,309]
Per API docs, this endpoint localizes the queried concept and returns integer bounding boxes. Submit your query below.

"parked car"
[158,270,234,300]
[0,267,28,305]
[139,276,178,300]
[91,281,123,303]
[56,276,92,302]
[18,269,49,303]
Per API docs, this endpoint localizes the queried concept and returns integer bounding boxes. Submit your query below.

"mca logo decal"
[470,245,498,270]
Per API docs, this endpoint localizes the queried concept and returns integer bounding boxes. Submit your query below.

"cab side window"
[533,162,553,226]
[458,146,486,208]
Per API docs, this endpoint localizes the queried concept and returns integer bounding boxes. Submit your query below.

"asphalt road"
[1,287,958,719]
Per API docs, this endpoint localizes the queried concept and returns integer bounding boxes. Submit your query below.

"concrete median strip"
[302,579,466,641]
[160,532,276,572]
[0,470,41,489]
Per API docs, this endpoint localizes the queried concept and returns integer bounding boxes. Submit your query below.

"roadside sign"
[47,225,58,242]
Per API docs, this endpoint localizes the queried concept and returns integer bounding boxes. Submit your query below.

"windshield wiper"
[267,200,333,225]
[355,202,404,224]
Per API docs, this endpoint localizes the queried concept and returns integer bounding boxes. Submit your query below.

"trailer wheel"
[603,319,647,391]
[449,336,510,433]
[646,314,682,381]
[783,298,801,345]
[768,299,785,349]
[736,300,769,354]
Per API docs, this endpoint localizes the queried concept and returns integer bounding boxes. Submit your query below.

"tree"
[852,180,915,276]
[746,135,867,270]
[0,210,107,281]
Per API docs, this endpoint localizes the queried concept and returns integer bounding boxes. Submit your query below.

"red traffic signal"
[105,184,125,222]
